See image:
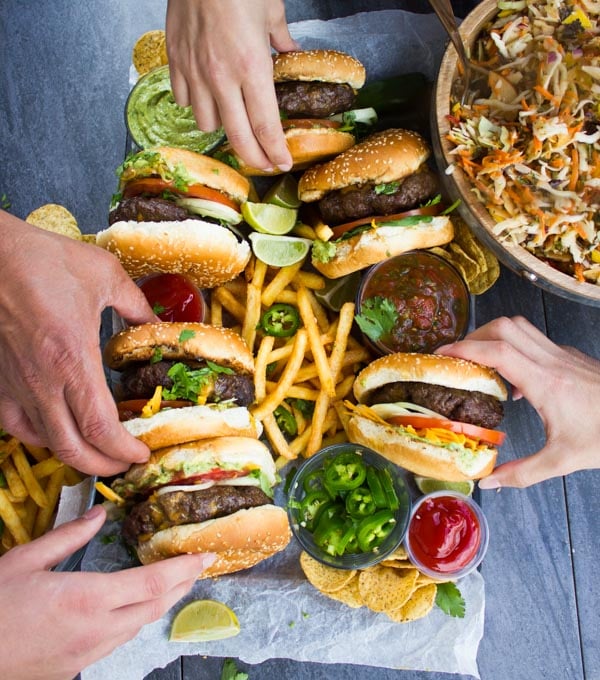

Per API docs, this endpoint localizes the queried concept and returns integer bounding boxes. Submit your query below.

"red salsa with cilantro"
[355,251,470,354]
[407,494,483,575]
[137,273,207,323]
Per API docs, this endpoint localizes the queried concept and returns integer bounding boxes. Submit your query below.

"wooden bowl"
[431,0,600,307]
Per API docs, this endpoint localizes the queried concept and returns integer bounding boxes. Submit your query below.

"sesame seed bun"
[95,219,251,288]
[273,49,366,90]
[298,129,431,202]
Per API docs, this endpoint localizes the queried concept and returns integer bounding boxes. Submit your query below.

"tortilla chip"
[300,551,356,593]
[25,204,80,239]
[133,30,168,76]
[358,566,418,613]
[386,583,437,623]
[448,242,481,282]
[79,233,98,244]
[386,545,408,561]
[324,575,364,608]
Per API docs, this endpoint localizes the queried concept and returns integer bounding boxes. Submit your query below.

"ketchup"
[138,273,206,323]
[408,495,481,574]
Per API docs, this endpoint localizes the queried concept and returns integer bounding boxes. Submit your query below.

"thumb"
[110,271,158,326]
[270,25,300,53]
[478,447,563,490]
[18,505,107,572]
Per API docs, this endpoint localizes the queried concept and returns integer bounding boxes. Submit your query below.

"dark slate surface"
[2,2,598,680]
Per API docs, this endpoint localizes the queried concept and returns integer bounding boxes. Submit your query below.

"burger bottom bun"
[95,219,250,288]
[222,127,356,177]
[136,505,292,577]
[122,405,262,451]
[312,215,454,279]
[347,414,497,481]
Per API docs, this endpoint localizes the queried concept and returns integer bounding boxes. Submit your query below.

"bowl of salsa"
[137,272,207,323]
[287,443,411,570]
[404,491,488,580]
[355,250,470,355]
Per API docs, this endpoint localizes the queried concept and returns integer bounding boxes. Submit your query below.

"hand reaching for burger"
[0,505,215,680]
[166,0,298,172]
[437,316,600,488]
[0,210,156,476]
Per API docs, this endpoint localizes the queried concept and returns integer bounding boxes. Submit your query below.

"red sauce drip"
[138,273,206,323]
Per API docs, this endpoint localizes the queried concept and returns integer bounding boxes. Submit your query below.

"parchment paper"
[81,10,485,679]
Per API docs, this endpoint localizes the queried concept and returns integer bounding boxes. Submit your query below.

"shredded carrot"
[574,263,585,283]
[534,84,560,106]
[569,147,579,192]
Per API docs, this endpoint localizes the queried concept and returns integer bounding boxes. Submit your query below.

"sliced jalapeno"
[378,468,400,511]
[356,510,397,552]
[302,469,326,494]
[299,491,331,531]
[345,486,377,518]
[324,451,367,491]
[314,517,356,557]
[259,303,301,337]
[366,467,387,508]
[273,404,298,437]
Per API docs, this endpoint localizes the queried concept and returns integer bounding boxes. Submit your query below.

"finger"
[269,27,300,53]
[7,505,106,572]
[190,84,222,132]
[108,266,157,327]
[478,447,567,489]
[103,553,216,609]
[0,397,46,446]
[168,65,191,108]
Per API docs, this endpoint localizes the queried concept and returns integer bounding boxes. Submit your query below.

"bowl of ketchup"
[404,491,488,580]
[137,273,207,323]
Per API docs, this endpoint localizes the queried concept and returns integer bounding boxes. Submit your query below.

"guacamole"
[126,65,224,153]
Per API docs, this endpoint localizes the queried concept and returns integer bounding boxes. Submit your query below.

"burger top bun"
[120,146,250,205]
[354,352,508,404]
[298,129,431,203]
[272,49,366,89]
[104,321,254,374]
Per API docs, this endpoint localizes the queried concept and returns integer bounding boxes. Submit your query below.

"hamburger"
[345,352,507,481]
[111,436,291,575]
[217,49,369,175]
[299,128,455,278]
[104,322,262,449]
[96,147,251,287]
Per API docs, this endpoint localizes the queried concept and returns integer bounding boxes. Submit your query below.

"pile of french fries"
[0,435,84,553]
[205,255,372,468]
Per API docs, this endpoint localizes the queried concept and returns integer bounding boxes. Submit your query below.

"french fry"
[22,496,38,536]
[222,277,247,298]
[292,223,317,240]
[210,294,223,326]
[271,289,298,305]
[242,283,263,353]
[32,457,64,480]
[262,261,305,308]
[295,271,325,290]
[63,465,83,486]
[289,407,338,457]
[265,382,319,401]
[0,436,20,464]
[1,527,14,551]
[266,328,335,365]
[22,443,51,462]
[1,458,28,501]
[252,329,308,421]
[251,258,268,289]
[335,374,355,400]
[303,287,330,333]
[213,287,246,324]
[254,335,275,403]
[315,222,335,242]
[0,488,30,544]
[32,467,64,539]
[262,413,294,459]
[295,348,370,383]
[296,286,335,397]
[12,446,48,508]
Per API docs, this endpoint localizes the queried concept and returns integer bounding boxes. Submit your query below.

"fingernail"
[83,505,105,520]
[277,163,292,172]
[479,477,501,490]
[262,166,274,173]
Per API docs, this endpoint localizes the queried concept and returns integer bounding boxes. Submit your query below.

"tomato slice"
[386,414,506,447]
[122,177,240,212]
[117,399,193,420]
[281,118,342,130]
[330,204,441,240]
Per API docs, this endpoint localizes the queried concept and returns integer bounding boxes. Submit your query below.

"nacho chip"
[386,545,408,561]
[324,575,364,608]
[300,551,356,593]
[448,242,481,282]
[358,566,418,613]
[25,204,81,239]
[469,250,501,294]
[79,233,98,245]
[386,583,437,623]
[133,30,168,76]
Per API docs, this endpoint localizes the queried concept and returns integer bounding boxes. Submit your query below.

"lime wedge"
[263,174,301,209]
[241,201,297,235]
[249,233,312,267]
[169,599,240,643]
[414,476,475,497]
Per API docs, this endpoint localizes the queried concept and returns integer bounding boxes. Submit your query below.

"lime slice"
[169,599,240,642]
[414,476,475,497]
[241,201,297,235]
[249,233,312,267]
[263,174,301,209]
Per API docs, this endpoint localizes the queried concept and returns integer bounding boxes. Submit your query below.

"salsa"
[356,251,470,354]
[408,494,481,574]
[138,273,206,323]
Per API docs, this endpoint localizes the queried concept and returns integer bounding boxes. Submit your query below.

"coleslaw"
[446,0,600,283]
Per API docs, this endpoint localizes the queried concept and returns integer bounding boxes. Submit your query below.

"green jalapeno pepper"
[298,491,331,531]
[314,517,356,557]
[259,303,300,337]
[378,468,400,511]
[302,469,325,494]
[366,467,387,508]
[324,451,367,491]
[345,486,377,518]
[273,404,298,437]
[356,510,397,552]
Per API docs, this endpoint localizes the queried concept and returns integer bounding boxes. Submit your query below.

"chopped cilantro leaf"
[1,193,11,210]
[101,534,118,545]
[441,198,461,215]
[291,398,314,418]
[220,659,248,680]
[435,581,465,618]
[150,347,163,364]
[178,329,196,343]
[162,361,231,402]
[206,360,234,375]
[374,182,400,195]
[152,303,165,315]
[354,296,398,343]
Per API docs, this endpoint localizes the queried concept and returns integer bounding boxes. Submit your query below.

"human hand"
[0,505,215,680]
[0,211,156,475]
[166,0,298,172]
[437,316,600,488]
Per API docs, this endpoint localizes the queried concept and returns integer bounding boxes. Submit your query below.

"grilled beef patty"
[275,81,356,118]
[109,196,191,224]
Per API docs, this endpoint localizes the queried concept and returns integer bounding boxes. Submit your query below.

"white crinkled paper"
[82,10,485,679]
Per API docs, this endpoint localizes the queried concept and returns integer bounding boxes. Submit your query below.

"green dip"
[126,65,224,153]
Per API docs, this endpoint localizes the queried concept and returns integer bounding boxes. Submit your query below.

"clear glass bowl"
[287,443,411,570]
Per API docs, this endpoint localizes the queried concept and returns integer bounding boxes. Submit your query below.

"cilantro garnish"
[441,198,461,215]
[178,329,196,343]
[220,659,248,680]
[152,303,165,315]
[162,361,233,402]
[291,398,314,418]
[354,296,398,342]
[100,534,119,545]
[435,581,465,618]
[374,182,400,195]
[1,193,11,210]
[150,347,163,364]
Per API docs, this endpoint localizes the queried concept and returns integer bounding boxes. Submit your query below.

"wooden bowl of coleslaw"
[431,0,600,306]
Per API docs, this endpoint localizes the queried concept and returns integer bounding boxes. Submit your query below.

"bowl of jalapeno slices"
[287,443,411,569]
